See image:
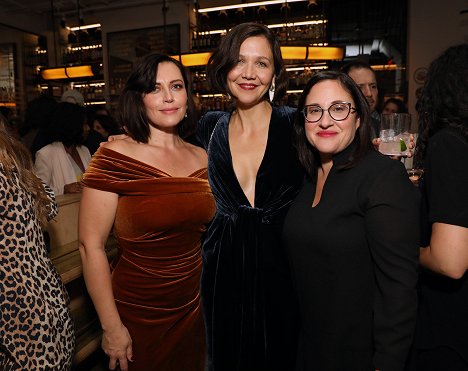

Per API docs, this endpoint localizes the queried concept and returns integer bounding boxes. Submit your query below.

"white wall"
[407,0,468,124]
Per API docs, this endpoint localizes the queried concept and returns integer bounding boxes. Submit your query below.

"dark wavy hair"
[46,102,87,147]
[293,70,374,178]
[207,22,288,105]
[414,44,468,168]
[119,53,196,143]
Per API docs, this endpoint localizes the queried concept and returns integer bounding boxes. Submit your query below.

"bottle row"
[62,45,103,65]
[191,22,327,52]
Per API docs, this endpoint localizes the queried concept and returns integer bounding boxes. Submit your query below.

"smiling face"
[142,61,188,131]
[304,80,360,160]
[347,67,378,112]
[227,36,275,108]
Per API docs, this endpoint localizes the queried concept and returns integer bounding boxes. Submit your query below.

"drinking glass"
[379,113,411,156]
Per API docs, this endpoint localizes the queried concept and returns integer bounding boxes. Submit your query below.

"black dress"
[413,128,468,369]
[197,106,304,371]
[282,144,420,371]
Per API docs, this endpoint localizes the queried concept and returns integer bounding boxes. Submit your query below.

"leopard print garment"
[0,165,75,370]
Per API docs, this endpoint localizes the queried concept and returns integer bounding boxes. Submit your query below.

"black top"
[282,143,420,371]
[197,106,305,371]
[415,128,468,361]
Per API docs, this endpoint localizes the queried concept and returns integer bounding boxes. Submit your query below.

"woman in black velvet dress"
[196,23,304,370]
[282,71,420,370]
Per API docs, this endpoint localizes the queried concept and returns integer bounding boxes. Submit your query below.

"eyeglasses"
[302,102,357,123]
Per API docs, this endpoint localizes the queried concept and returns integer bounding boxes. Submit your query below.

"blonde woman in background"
[0,122,74,370]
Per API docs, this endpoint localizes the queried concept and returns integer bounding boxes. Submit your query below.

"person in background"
[92,113,124,140]
[19,94,58,159]
[196,22,304,370]
[79,53,215,371]
[282,70,420,371]
[410,44,468,370]
[34,102,91,195]
[342,60,381,137]
[84,106,116,155]
[61,88,85,106]
[0,122,74,370]
[382,97,408,114]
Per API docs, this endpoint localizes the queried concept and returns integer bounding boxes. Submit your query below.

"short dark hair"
[341,60,376,78]
[207,22,288,104]
[415,43,468,167]
[293,70,374,178]
[47,102,87,147]
[118,53,196,143]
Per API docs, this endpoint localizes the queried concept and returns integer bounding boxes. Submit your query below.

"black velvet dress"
[197,106,304,371]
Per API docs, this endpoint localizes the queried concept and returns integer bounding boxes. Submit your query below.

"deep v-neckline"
[225,111,272,208]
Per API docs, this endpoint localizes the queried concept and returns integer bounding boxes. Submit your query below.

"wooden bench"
[47,194,117,367]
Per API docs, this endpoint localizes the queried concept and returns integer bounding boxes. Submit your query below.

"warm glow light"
[198,19,326,35]
[198,0,307,13]
[307,46,344,60]
[371,64,401,71]
[41,65,94,80]
[172,46,343,67]
[281,46,308,59]
[85,101,107,105]
[171,52,213,67]
[68,23,101,31]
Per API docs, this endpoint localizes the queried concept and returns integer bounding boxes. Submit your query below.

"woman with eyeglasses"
[282,71,420,371]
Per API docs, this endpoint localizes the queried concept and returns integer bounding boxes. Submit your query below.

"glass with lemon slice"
[379,113,411,156]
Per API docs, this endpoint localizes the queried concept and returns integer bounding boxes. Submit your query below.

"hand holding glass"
[379,113,411,156]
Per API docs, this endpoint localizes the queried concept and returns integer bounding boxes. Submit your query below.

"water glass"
[379,113,411,156]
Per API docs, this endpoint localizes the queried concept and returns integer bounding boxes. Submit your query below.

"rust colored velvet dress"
[82,147,215,371]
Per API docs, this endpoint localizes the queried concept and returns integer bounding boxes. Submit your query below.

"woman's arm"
[419,130,468,279]
[78,186,133,371]
[419,223,468,279]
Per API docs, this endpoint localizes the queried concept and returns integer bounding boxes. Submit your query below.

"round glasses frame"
[302,102,357,123]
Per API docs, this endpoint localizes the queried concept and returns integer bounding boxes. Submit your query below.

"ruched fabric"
[197,107,305,371]
[82,147,215,371]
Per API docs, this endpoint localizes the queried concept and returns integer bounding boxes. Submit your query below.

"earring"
[184,112,188,118]
[269,79,275,102]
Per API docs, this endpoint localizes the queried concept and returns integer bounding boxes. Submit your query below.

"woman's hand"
[100,133,129,146]
[102,323,133,371]
[63,181,83,194]
[373,134,416,159]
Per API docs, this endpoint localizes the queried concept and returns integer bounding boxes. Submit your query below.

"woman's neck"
[233,100,272,131]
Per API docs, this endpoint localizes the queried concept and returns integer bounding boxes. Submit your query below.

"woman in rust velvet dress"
[79,54,215,371]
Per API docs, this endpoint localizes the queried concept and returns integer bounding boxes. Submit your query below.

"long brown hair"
[0,121,52,226]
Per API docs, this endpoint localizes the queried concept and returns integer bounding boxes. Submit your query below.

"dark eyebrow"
[155,79,184,85]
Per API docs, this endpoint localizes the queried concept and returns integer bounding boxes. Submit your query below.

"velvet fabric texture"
[82,147,215,371]
[197,106,305,371]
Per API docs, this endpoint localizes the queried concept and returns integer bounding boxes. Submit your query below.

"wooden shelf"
[74,322,102,365]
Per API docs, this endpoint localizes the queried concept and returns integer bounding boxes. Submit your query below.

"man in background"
[342,60,380,138]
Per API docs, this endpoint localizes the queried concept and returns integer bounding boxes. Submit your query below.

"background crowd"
[0,21,466,371]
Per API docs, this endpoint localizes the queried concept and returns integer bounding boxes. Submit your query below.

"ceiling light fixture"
[40,65,95,80]
[68,23,101,31]
[172,45,343,67]
[197,0,307,13]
